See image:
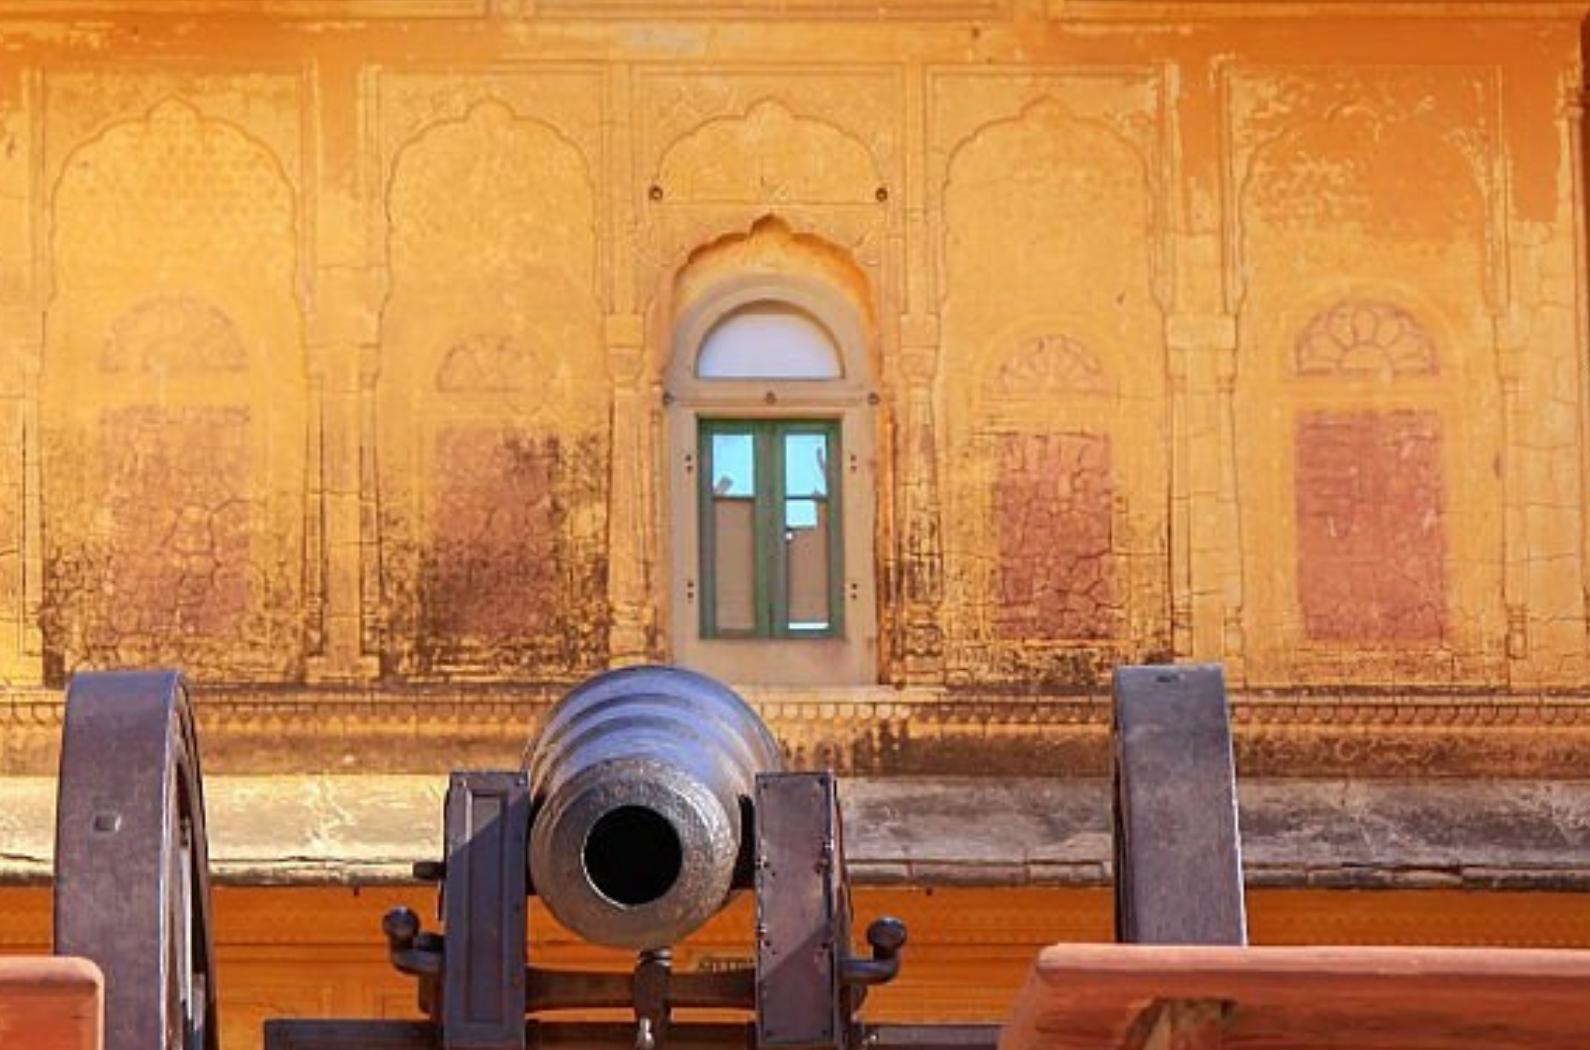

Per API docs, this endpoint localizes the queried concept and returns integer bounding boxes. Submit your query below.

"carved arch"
[654,99,882,205]
[386,98,598,307]
[940,96,1154,306]
[665,215,876,392]
[42,96,306,683]
[52,97,298,296]
[1240,106,1486,240]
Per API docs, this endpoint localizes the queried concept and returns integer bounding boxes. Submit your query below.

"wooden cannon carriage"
[10,664,1590,1050]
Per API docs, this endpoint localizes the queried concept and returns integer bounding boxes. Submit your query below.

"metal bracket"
[755,772,848,1050]
[443,771,532,1049]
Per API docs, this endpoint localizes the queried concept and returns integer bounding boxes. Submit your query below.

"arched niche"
[376,98,608,680]
[41,99,306,684]
[937,98,1169,686]
[1233,105,1504,688]
[661,218,880,686]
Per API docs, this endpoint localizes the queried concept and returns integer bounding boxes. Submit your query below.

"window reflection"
[702,420,838,637]
[784,432,828,497]
[711,432,754,496]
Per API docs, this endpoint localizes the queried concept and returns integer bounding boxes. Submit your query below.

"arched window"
[696,301,843,380]
[665,271,877,687]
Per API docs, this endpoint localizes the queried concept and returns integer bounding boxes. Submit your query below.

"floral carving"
[102,296,248,373]
[986,334,1113,399]
[1295,300,1438,376]
[436,333,536,393]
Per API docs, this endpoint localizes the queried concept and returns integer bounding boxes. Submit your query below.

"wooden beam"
[1002,944,1590,1050]
[0,956,103,1050]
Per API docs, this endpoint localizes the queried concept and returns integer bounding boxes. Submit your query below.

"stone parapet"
[4,774,1589,891]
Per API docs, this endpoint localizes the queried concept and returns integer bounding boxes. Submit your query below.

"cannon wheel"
[53,671,220,1050]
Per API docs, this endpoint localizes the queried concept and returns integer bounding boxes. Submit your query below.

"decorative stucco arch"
[661,217,881,686]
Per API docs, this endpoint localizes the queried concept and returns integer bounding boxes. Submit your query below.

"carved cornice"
[2,682,1589,777]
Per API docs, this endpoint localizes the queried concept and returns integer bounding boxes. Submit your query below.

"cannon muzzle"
[525,666,783,949]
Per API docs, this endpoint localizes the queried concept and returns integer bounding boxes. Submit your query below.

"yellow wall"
[1,2,1586,706]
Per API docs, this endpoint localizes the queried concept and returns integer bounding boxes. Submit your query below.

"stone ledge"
[5,775,1589,891]
[4,684,1590,777]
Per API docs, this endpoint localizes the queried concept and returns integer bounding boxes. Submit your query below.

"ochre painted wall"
[0,3,1586,778]
[2,8,1589,1045]
[0,2,1586,688]
[6,885,1590,1050]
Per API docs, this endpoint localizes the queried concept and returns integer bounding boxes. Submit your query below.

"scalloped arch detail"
[1294,299,1438,376]
[985,333,1114,399]
[386,98,596,294]
[52,97,296,284]
[655,99,881,205]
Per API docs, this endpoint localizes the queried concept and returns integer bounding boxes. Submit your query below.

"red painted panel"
[1295,411,1447,643]
[993,432,1118,641]
[426,426,558,646]
[99,405,252,648]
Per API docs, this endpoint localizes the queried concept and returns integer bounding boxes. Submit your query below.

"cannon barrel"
[525,666,783,949]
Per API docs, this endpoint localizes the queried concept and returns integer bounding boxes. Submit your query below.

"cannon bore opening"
[582,806,683,907]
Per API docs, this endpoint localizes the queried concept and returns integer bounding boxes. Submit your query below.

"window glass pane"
[713,499,756,631]
[784,432,829,497]
[786,500,830,631]
[697,301,843,380]
[786,498,819,529]
[710,432,754,497]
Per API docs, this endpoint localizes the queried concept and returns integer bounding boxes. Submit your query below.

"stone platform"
[1,775,1586,891]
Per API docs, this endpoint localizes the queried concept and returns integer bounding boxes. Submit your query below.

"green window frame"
[699,419,844,639]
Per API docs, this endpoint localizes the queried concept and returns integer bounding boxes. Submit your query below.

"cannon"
[271,664,978,1050]
[43,663,1250,1050]
[524,666,783,949]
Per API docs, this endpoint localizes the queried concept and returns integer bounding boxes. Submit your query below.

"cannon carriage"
[29,662,1590,1050]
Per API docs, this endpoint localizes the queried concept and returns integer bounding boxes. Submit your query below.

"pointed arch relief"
[942,95,1152,200]
[941,97,1156,318]
[52,97,297,290]
[666,217,875,395]
[1241,106,1486,243]
[654,99,882,205]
